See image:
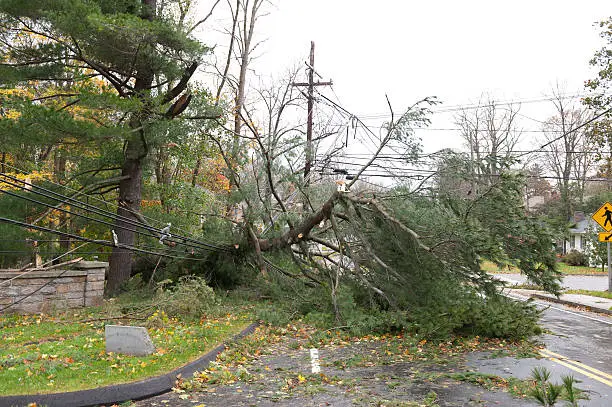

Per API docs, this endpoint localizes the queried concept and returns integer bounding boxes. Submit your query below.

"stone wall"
[0,261,107,314]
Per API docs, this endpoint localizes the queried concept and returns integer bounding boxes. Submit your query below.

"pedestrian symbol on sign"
[605,207,612,229]
[592,202,612,232]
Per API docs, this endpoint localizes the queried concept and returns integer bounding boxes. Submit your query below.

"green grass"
[564,289,612,299]
[0,308,250,395]
[556,262,607,275]
[481,260,607,275]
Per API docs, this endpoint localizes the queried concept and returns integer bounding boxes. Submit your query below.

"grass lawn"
[0,306,250,396]
[564,289,612,299]
[481,260,607,276]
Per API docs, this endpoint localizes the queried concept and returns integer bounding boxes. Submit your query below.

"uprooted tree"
[205,86,561,338]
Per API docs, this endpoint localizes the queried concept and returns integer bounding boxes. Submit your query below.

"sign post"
[592,202,612,292]
[609,242,612,293]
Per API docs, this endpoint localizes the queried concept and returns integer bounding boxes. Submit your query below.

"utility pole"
[292,41,332,181]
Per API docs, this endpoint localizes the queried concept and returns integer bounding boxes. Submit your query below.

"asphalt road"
[469,294,612,406]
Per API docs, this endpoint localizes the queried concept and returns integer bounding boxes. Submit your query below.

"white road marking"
[310,348,320,374]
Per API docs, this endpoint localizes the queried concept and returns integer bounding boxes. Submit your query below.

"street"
[469,293,612,406]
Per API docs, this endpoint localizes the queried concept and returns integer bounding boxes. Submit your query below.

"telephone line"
[0,171,229,252]
[0,216,212,260]
[354,93,586,119]
[0,161,201,240]
[0,176,225,252]
[516,107,612,158]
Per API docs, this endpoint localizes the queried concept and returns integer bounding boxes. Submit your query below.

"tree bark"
[53,151,70,253]
[257,191,338,251]
[106,152,143,294]
[106,0,156,295]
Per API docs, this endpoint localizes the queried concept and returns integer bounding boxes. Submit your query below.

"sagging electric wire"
[0,242,90,287]
[0,216,211,261]
[0,161,217,245]
[0,171,230,252]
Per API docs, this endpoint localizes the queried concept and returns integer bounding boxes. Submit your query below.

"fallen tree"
[197,92,560,338]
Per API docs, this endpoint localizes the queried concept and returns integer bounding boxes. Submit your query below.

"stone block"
[39,285,57,295]
[17,302,43,313]
[17,294,44,304]
[63,291,85,300]
[87,273,105,282]
[11,278,49,286]
[86,280,104,290]
[56,282,85,294]
[2,287,19,297]
[105,325,156,356]
[86,289,104,298]
[74,261,109,270]
[85,295,104,307]
[17,285,43,295]
[67,298,85,308]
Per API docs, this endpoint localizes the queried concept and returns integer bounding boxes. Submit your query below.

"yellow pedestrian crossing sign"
[599,232,612,242]
[592,202,612,231]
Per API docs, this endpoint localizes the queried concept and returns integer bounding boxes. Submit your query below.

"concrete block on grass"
[105,325,156,356]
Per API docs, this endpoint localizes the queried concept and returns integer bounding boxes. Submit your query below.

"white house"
[565,212,597,254]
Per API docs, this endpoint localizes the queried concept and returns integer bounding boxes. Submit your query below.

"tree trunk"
[106,153,143,294]
[53,151,70,253]
[106,0,155,295]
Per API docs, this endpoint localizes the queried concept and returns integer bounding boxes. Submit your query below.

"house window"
[570,236,575,249]
[580,236,586,250]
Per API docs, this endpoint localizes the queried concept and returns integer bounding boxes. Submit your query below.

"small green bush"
[466,296,542,339]
[561,250,588,267]
[154,276,218,319]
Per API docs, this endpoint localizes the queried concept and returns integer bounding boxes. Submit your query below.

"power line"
[313,89,412,180]
[516,107,612,159]
[354,93,586,119]
[0,176,229,255]
[0,161,207,241]
[0,179,178,245]
[0,216,212,260]
[322,149,608,157]
[0,171,230,252]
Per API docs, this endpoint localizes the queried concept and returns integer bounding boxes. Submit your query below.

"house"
[564,211,597,254]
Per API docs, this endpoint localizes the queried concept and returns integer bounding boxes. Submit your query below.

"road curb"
[530,293,612,315]
[0,322,259,407]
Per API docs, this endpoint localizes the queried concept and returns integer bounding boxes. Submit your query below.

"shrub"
[562,250,588,267]
[154,276,218,319]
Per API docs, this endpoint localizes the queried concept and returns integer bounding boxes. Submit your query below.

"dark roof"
[569,218,597,234]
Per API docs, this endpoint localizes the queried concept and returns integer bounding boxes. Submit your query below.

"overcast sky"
[201,0,610,153]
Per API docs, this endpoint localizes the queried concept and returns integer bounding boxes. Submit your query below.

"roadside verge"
[0,323,258,407]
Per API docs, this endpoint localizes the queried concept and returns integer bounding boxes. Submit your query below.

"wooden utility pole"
[292,41,332,181]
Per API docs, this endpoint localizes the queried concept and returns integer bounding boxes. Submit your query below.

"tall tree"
[585,17,612,186]
[0,0,217,294]
[585,17,612,112]
[455,95,522,186]
[538,91,596,222]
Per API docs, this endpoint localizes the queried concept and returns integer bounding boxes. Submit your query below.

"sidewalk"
[493,274,612,315]
[512,289,612,315]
